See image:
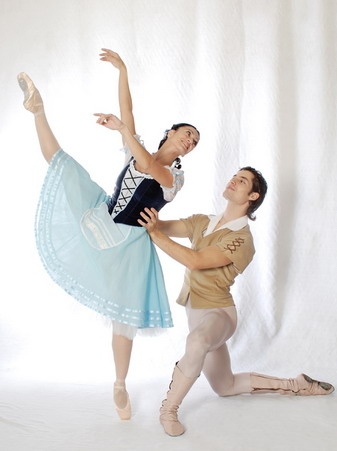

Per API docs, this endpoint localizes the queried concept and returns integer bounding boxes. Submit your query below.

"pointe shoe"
[114,383,131,420]
[17,72,43,114]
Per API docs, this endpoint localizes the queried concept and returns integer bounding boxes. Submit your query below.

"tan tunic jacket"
[176,214,255,309]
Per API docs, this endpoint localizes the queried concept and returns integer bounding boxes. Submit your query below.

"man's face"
[223,170,258,205]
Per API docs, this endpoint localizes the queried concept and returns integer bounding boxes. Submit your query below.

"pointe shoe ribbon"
[17,72,44,115]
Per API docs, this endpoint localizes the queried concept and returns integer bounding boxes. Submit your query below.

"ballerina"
[17,49,200,421]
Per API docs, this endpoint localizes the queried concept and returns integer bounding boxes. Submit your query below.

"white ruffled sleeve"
[161,167,185,202]
[120,134,144,165]
[121,136,184,201]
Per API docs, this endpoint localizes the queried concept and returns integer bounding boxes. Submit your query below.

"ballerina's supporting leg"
[17,72,61,163]
[112,333,133,420]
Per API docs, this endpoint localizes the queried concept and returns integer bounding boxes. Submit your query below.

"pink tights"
[178,301,252,396]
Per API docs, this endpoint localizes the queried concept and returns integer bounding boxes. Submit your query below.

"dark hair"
[158,123,200,149]
[240,166,268,221]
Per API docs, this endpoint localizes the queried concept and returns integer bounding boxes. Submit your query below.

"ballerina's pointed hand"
[99,48,125,70]
[94,113,123,130]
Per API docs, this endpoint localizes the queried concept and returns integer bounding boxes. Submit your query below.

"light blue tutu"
[35,149,173,329]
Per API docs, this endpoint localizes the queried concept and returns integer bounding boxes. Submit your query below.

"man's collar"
[206,214,248,235]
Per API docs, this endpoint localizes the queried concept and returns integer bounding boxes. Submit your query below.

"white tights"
[178,301,252,396]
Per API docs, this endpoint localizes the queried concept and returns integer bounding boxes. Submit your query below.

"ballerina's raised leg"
[17,72,61,163]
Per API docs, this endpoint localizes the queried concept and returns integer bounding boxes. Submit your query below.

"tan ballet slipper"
[160,363,198,437]
[17,72,44,115]
[251,372,334,396]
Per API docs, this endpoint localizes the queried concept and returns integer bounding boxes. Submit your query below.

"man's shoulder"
[183,213,209,226]
[181,214,210,239]
[217,224,255,251]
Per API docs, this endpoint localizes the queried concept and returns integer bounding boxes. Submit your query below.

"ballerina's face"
[167,126,200,156]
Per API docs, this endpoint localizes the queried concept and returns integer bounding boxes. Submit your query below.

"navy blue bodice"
[107,159,169,227]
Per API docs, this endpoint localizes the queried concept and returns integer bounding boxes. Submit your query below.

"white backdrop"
[1,1,337,450]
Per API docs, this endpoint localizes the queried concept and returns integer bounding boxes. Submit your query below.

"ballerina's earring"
[174,158,182,169]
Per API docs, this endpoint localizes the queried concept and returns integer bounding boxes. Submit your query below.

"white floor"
[1,370,336,451]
